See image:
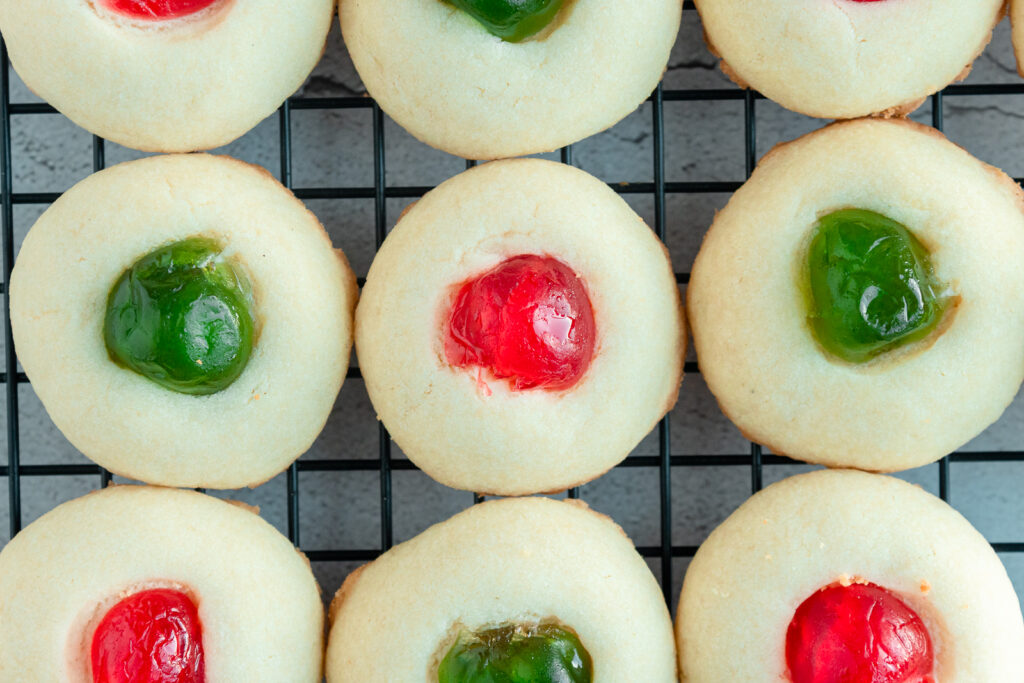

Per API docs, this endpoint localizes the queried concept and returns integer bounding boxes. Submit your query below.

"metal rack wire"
[3,3,1024,612]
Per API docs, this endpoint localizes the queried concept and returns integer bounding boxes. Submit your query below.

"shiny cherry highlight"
[91,588,205,683]
[101,0,219,20]
[444,255,595,391]
[786,582,934,683]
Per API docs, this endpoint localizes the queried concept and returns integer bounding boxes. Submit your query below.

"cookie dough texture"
[0,485,324,682]
[340,0,682,159]
[0,0,333,152]
[696,0,1003,119]
[688,118,1024,472]
[326,497,677,682]
[11,154,357,489]
[356,159,685,496]
[676,469,1024,681]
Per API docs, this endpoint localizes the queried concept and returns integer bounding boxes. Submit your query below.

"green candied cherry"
[438,623,593,683]
[104,237,255,395]
[447,0,566,42]
[805,208,947,363]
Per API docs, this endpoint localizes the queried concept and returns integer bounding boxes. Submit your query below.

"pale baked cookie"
[0,0,333,152]
[676,469,1024,681]
[688,118,1024,472]
[11,154,357,489]
[326,496,677,682]
[355,159,685,496]
[696,0,1003,119]
[339,0,682,159]
[0,485,323,682]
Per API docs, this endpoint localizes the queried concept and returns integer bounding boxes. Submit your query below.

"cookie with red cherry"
[355,158,685,496]
[676,469,1024,681]
[0,485,324,682]
[695,0,1004,119]
[0,0,334,152]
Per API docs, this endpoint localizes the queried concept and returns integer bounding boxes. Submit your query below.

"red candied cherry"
[101,0,220,20]
[786,582,934,683]
[444,254,596,391]
[91,588,205,683]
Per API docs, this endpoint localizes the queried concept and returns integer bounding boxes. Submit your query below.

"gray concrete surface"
[2,10,1023,626]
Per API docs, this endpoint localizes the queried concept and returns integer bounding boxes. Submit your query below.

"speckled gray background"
[2,9,1023,624]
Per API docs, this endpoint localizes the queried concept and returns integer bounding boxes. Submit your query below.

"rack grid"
[3,3,1024,613]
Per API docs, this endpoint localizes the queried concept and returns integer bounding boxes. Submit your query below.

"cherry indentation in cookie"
[100,0,218,20]
[445,254,595,391]
[91,588,205,683]
[786,582,934,683]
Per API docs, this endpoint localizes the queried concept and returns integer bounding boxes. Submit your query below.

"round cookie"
[11,153,357,489]
[676,469,1024,680]
[695,0,1004,119]
[355,158,685,496]
[0,0,334,152]
[0,485,324,682]
[325,496,677,682]
[339,0,682,159]
[687,118,1024,472]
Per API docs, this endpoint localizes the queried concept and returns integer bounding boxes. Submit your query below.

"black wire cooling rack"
[3,3,1024,611]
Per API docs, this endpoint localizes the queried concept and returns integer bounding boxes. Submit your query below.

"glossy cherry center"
[100,0,218,20]
[786,583,934,683]
[444,254,595,391]
[91,588,205,683]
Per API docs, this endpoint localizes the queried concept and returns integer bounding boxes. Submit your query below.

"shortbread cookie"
[0,485,323,682]
[688,118,1024,472]
[676,469,1024,681]
[355,159,685,495]
[0,0,334,152]
[326,497,677,682]
[11,154,357,488]
[696,0,1004,119]
[339,0,682,159]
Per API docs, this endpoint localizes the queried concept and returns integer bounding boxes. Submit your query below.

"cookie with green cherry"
[339,0,682,159]
[325,497,677,682]
[10,153,357,489]
[687,118,1024,472]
